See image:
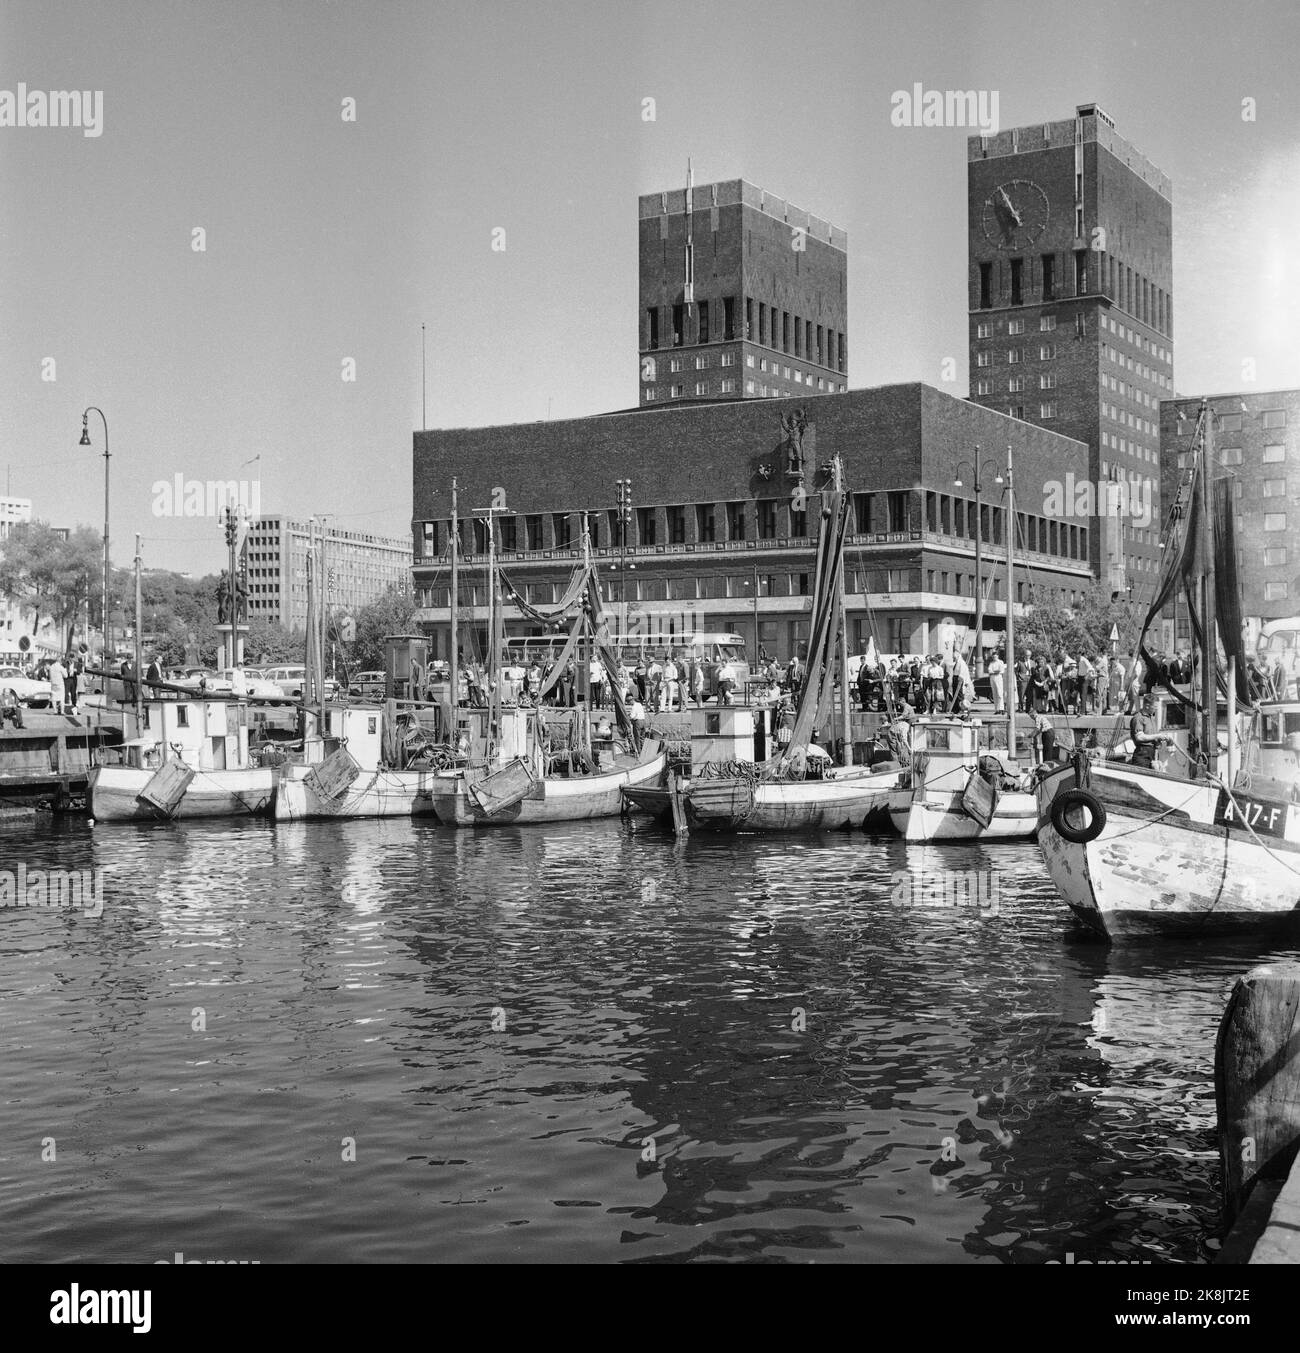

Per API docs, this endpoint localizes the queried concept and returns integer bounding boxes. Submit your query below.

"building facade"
[0,497,34,662]
[639,179,848,407]
[412,384,1093,664]
[968,103,1173,602]
[1160,388,1300,631]
[244,517,413,632]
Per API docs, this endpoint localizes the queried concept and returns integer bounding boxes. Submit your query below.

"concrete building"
[244,516,413,632]
[639,178,848,407]
[1160,388,1299,634]
[411,384,1093,663]
[0,497,33,662]
[968,103,1173,602]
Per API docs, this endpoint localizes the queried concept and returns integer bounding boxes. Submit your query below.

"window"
[1219,446,1243,466]
[695,382,707,396]
[1007,349,1021,364]
[979,262,992,309]
[670,384,683,398]
[669,357,682,372]
[499,517,517,552]
[886,490,909,532]
[1040,343,1057,359]
[1008,377,1024,393]
[1040,401,1057,419]
[1219,414,1243,433]
[1265,581,1289,600]
[695,355,706,370]
[1008,318,1025,335]
[720,379,734,393]
[698,300,709,344]
[723,296,736,341]
[746,354,755,367]
[1040,314,1056,331]
[1074,249,1087,294]
[976,379,992,395]
[976,351,992,367]
[745,380,755,394]
[759,358,767,372]
[1008,405,1024,419]
[1263,443,1286,463]
[696,504,715,542]
[646,308,659,350]
[1263,410,1287,428]
[643,388,656,401]
[1041,254,1055,301]
[790,507,807,536]
[637,507,657,545]
[1265,547,1288,565]
[1263,479,1288,497]
[721,352,735,366]
[526,515,543,551]
[726,501,746,540]
[1040,373,1056,389]
[672,303,684,346]
[977,321,992,338]
[1264,513,1287,532]
[667,505,686,544]
[1010,258,1023,305]
[758,500,777,539]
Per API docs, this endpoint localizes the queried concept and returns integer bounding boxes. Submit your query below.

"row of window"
[976,344,1061,366]
[1104,342,1171,390]
[1177,443,1290,467]
[977,252,1170,336]
[975,375,1059,396]
[1104,315,1171,366]
[645,297,847,371]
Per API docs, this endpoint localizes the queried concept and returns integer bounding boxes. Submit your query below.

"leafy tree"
[245,618,303,666]
[0,522,102,650]
[348,586,418,673]
[1016,582,1137,660]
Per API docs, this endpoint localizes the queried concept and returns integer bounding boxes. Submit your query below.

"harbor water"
[2,815,1294,1265]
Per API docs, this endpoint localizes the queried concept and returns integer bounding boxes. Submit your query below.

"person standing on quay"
[987,651,1006,714]
[48,655,66,715]
[63,653,80,714]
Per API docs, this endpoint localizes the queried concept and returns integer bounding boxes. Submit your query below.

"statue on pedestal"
[781,408,811,479]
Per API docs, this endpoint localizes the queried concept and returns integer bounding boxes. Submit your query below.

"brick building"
[968,103,1173,602]
[639,178,848,407]
[1159,388,1299,633]
[411,384,1092,663]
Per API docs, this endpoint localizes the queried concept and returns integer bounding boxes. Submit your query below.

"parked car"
[0,665,51,707]
[174,667,235,695]
[216,668,282,700]
[347,670,387,700]
[264,665,339,701]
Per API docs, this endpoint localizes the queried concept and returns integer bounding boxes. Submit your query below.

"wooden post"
[1216,963,1300,1228]
[668,770,688,836]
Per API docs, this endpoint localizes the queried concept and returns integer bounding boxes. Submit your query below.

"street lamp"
[952,448,1003,676]
[79,408,111,671]
[616,479,633,632]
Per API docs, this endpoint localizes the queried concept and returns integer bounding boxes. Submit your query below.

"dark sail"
[1212,477,1252,704]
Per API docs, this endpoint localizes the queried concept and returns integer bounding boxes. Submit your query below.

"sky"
[2,0,1298,574]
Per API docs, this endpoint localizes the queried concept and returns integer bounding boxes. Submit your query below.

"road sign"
[1109,624,1120,643]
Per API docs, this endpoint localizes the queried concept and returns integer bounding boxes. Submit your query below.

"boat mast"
[832,456,852,765]
[1197,399,1217,779]
[1004,441,1018,759]
[449,478,458,737]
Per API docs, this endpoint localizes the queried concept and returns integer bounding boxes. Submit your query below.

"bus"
[611,631,750,698]
[1258,617,1300,694]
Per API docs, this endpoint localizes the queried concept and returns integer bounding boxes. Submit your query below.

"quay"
[0,708,126,811]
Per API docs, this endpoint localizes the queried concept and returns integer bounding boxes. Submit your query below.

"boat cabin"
[689,702,785,767]
[114,699,251,771]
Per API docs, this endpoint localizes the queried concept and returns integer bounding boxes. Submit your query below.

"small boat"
[87,695,274,821]
[1036,399,1300,939]
[889,715,1039,842]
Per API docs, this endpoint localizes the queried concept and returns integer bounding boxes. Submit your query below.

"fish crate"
[137,760,196,815]
[467,756,538,816]
[305,747,362,801]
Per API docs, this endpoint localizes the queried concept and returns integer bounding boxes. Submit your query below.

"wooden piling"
[1215,963,1300,1260]
[668,771,688,836]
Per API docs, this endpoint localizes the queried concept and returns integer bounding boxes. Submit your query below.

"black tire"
[1051,788,1106,844]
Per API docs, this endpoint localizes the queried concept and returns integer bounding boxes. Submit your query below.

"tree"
[0,522,102,650]
[245,618,303,666]
[1017,582,1136,660]
[348,586,418,673]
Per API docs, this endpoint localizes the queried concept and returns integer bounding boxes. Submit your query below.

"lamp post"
[221,505,240,670]
[952,449,1003,677]
[616,478,633,634]
[79,408,110,667]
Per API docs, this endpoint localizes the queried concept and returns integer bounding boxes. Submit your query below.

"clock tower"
[968,104,1173,599]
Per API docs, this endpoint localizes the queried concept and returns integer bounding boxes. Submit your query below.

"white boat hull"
[1037,764,1300,939]
[891,790,1038,841]
[272,763,440,821]
[87,765,274,821]
[685,767,904,832]
[430,753,666,826]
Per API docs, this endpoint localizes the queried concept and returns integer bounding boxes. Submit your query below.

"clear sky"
[2,0,1297,573]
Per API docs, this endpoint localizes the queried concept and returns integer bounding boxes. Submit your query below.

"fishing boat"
[891,440,1040,842]
[87,694,275,821]
[669,451,908,834]
[1037,400,1300,939]
[428,506,666,827]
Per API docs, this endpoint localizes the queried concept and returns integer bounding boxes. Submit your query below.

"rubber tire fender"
[1050,787,1106,844]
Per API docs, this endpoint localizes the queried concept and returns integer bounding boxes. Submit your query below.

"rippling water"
[1,814,1294,1264]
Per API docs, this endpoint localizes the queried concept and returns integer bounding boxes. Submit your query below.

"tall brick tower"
[967,104,1173,597]
[638,174,848,407]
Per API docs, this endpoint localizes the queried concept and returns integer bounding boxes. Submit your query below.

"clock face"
[981,179,1050,250]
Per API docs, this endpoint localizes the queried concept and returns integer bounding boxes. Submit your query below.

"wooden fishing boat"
[1035,399,1300,939]
[87,696,274,821]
